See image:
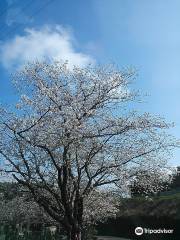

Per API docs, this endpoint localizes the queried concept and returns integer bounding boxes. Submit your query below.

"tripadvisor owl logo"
[135,227,143,235]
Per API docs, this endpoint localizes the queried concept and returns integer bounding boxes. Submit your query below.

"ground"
[98,236,132,240]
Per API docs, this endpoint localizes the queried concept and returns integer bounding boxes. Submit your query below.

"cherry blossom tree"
[0,61,177,240]
[0,195,52,226]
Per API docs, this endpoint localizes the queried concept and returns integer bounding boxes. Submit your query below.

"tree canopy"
[0,61,177,240]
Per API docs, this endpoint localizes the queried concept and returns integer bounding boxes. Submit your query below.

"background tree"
[0,182,53,227]
[0,182,21,200]
[130,169,172,197]
[167,166,180,190]
[0,61,177,240]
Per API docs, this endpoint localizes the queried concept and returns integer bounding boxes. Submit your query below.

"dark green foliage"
[0,182,24,200]
[0,225,98,240]
[0,225,66,240]
[82,225,97,240]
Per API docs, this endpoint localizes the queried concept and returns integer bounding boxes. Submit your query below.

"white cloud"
[0,25,94,70]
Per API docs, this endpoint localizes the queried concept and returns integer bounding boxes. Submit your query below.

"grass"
[154,192,180,200]
[129,191,180,201]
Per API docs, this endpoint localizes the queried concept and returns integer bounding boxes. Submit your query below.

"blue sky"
[0,0,180,166]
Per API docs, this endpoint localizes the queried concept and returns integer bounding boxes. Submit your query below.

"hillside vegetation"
[118,191,180,219]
